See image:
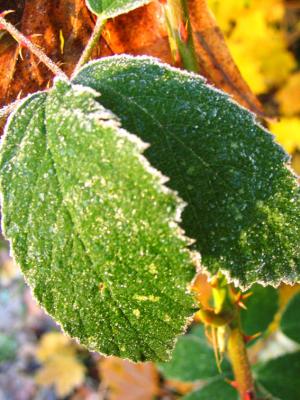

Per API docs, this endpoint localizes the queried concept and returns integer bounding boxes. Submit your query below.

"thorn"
[19,33,42,47]
[17,34,42,59]
[16,90,23,100]
[243,332,261,343]
[0,10,15,18]
[237,301,247,310]
[241,292,253,301]
[18,46,23,60]
[0,10,15,30]
[226,379,239,390]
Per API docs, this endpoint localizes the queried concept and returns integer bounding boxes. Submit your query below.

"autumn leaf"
[103,1,173,64]
[209,0,296,94]
[0,35,18,108]
[36,332,77,362]
[36,354,86,397]
[276,72,300,116]
[35,332,85,397]
[271,117,300,154]
[99,356,159,400]
[188,0,264,116]
[0,0,102,107]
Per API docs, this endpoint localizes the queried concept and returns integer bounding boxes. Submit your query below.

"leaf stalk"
[210,274,256,400]
[72,17,106,78]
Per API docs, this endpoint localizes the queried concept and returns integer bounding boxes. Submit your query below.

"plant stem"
[0,16,67,79]
[164,0,199,72]
[227,321,256,399]
[72,17,106,78]
[210,275,256,400]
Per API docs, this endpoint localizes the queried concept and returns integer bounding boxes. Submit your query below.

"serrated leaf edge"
[0,80,198,361]
[73,54,300,290]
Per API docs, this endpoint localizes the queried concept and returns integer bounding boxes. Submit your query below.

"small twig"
[72,17,106,78]
[0,15,67,79]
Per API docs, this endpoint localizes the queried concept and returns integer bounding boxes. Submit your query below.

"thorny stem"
[0,16,67,79]
[164,0,199,72]
[227,321,256,399]
[72,17,106,78]
[209,274,256,400]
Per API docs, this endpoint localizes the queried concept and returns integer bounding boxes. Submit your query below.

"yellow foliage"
[271,118,300,154]
[36,332,75,362]
[208,0,296,94]
[35,332,85,397]
[276,72,300,116]
[292,152,300,176]
[36,354,86,397]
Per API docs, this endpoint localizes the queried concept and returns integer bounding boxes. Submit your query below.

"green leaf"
[256,352,300,400]
[183,379,238,400]
[0,80,196,362]
[240,284,279,337]
[158,325,230,381]
[73,55,300,288]
[85,0,151,19]
[280,292,300,344]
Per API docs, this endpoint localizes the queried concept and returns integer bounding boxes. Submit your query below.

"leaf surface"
[183,378,237,400]
[86,0,152,19]
[0,80,195,362]
[158,325,230,381]
[240,284,279,337]
[256,352,300,400]
[280,292,300,344]
[73,55,300,288]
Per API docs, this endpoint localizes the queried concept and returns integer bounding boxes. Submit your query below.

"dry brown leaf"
[99,356,159,400]
[103,1,173,64]
[36,354,86,397]
[188,0,265,116]
[0,0,103,107]
[0,0,25,106]
[0,38,18,108]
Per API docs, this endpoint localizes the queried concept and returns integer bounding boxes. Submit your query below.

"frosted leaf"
[73,55,300,288]
[0,80,196,362]
[86,0,152,18]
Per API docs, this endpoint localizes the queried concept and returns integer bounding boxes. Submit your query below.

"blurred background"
[0,0,299,399]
